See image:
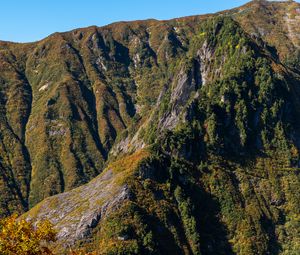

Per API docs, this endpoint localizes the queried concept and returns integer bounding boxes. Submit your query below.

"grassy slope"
[24,3,300,254]
[0,1,300,254]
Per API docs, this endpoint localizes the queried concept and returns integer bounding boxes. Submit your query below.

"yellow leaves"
[196,31,207,40]
[0,215,56,255]
[36,220,56,242]
[290,144,299,158]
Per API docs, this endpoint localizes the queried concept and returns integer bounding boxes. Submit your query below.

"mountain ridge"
[0,1,300,254]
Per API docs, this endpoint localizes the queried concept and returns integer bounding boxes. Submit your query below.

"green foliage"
[174,186,201,255]
[1,2,300,255]
[284,49,300,71]
[95,202,155,255]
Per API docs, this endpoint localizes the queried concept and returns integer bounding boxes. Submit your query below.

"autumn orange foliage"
[0,215,56,255]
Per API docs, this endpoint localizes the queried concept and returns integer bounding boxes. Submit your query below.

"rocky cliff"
[1,1,300,254]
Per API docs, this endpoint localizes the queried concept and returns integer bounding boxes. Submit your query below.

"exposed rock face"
[1,1,300,254]
[25,169,131,247]
[234,0,300,60]
[158,40,214,130]
[1,0,300,216]
[159,66,199,130]
[197,40,213,86]
[23,149,149,250]
[284,12,300,49]
[0,17,197,213]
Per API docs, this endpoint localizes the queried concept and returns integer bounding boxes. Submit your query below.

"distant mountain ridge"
[0,1,300,254]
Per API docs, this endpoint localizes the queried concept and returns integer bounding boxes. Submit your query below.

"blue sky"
[0,0,274,42]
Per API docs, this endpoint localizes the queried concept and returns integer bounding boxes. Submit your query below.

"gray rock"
[24,169,131,248]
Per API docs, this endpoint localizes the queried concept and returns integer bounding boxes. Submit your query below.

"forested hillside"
[0,1,299,254]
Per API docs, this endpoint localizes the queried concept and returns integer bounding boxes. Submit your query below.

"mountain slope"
[0,15,206,214]
[1,1,300,254]
[234,0,300,62]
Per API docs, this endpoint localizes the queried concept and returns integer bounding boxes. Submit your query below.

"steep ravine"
[0,1,300,254]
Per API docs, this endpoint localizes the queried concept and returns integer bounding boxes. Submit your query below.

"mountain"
[1,0,300,254]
